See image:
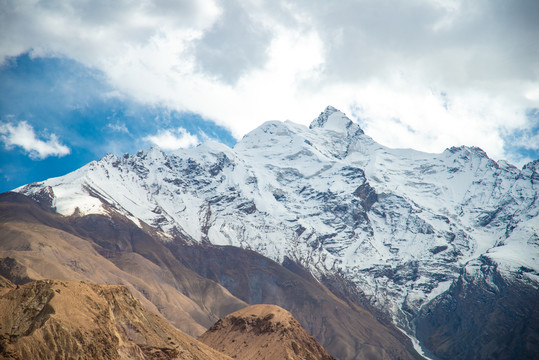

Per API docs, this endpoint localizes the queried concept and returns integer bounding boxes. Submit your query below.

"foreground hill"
[0,277,232,360]
[199,304,335,360]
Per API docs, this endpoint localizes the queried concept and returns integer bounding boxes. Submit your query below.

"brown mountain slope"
[0,192,246,336]
[169,243,424,360]
[199,304,335,360]
[0,278,232,360]
[0,192,422,360]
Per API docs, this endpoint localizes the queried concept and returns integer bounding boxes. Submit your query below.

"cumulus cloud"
[193,0,272,84]
[1,0,538,164]
[0,0,220,63]
[143,128,199,151]
[0,121,70,159]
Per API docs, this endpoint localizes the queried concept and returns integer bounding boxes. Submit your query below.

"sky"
[1,0,538,192]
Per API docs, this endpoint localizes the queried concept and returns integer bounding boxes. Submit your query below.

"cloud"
[0,0,220,63]
[1,0,538,164]
[0,121,70,159]
[143,128,199,151]
[106,122,129,133]
[193,0,272,84]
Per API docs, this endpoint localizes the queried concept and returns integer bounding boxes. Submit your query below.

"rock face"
[416,256,539,360]
[199,304,335,360]
[0,278,232,360]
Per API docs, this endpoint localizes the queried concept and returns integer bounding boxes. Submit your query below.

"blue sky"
[0,54,235,192]
[1,1,538,192]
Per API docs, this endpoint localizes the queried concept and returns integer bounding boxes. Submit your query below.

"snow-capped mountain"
[17,106,539,349]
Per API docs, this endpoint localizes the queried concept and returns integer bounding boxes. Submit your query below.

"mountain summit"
[309,105,361,132]
[15,107,539,359]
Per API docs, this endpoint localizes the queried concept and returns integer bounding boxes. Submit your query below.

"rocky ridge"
[0,277,233,360]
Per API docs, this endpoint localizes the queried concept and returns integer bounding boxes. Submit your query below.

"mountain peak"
[309,106,363,135]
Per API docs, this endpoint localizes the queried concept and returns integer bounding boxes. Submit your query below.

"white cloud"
[106,122,129,133]
[0,121,70,159]
[1,0,538,164]
[143,128,199,151]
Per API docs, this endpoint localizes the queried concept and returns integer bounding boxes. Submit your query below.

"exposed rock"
[199,304,335,360]
[353,181,378,211]
[0,279,232,360]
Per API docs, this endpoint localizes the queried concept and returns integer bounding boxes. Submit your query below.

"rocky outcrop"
[199,304,335,360]
[0,279,232,360]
